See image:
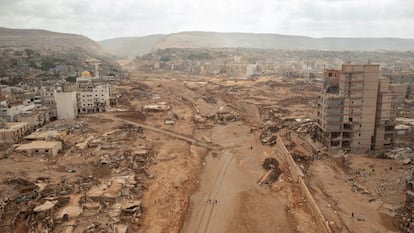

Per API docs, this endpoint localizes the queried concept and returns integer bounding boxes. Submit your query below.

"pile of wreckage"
[258,157,282,185]
[0,174,145,233]
[398,172,414,232]
[260,121,279,145]
[384,147,414,165]
[0,119,155,232]
[142,102,170,112]
[215,106,238,124]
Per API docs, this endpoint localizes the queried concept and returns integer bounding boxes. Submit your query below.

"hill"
[0,27,121,84]
[0,27,109,58]
[99,31,414,57]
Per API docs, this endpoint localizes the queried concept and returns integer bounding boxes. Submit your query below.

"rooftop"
[24,130,63,140]
[0,122,30,132]
[15,140,62,150]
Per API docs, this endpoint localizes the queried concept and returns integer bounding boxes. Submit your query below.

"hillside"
[99,34,166,58]
[0,27,121,84]
[0,27,109,58]
[99,31,414,57]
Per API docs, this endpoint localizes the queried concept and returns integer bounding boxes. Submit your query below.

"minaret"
[95,63,100,78]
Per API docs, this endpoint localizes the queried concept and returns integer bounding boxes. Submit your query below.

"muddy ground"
[0,70,412,233]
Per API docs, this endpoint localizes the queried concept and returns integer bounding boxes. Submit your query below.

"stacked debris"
[288,119,318,138]
[385,147,414,165]
[258,157,282,185]
[44,121,93,134]
[291,152,313,174]
[216,106,238,123]
[164,112,178,125]
[142,102,171,112]
[260,121,279,145]
[399,172,414,232]
[259,106,290,123]
[119,123,144,136]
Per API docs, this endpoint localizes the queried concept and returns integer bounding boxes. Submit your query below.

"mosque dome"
[81,70,91,77]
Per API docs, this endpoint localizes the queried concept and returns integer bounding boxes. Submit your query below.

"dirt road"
[181,122,300,233]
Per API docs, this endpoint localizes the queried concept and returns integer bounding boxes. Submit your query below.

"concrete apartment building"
[316,64,404,152]
[76,70,111,114]
[78,85,110,114]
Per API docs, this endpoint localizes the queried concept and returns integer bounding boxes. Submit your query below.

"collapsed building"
[316,64,407,152]
[0,121,31,144]
[15,140,62,156]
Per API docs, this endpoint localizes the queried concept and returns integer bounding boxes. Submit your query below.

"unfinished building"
[316,64,404,152]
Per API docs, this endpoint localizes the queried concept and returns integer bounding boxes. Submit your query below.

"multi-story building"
[77,85,110,113]
[76,70,111,114]
[316,64,404,152]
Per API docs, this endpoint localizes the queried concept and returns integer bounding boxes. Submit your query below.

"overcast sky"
[0,0,413,40]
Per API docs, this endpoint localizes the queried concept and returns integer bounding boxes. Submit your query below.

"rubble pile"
[259,107,291,123]
[44,121,93,134]
[143,102,171,112]
[260,121,279,145]
[385,147,414,164]
[119,123,144,135]
[399,172,414,232]
[258,157,282,185]
[291,152,313,173]
[288,119,318,138]
[0,173,145,232]
[0,113,159,232]
[164,112,178,125]
[215,106,238,123]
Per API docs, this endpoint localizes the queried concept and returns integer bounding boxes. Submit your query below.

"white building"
[0,101,36,122]
[77,85,110,114]
[55,91,78,119]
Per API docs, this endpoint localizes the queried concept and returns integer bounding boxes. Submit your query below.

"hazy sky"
[0,0,413,40]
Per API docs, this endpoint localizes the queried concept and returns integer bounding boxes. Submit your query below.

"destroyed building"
[316,64,405,152]
[15,140,62,156]
[0,121,31,144]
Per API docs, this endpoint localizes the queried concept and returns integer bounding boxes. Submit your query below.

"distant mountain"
[99,31,414,57]
[99,34,166,58]
[0,27,110,58]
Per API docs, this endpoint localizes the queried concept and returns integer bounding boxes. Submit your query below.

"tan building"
[0,122,31,144]
[24,130,65,141]
[15,140,62,156]
[317,64,403,152]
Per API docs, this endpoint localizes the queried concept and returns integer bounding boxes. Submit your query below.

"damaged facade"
[0,122,31,144]
[316,64,405,152]
[15,140,62,156]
